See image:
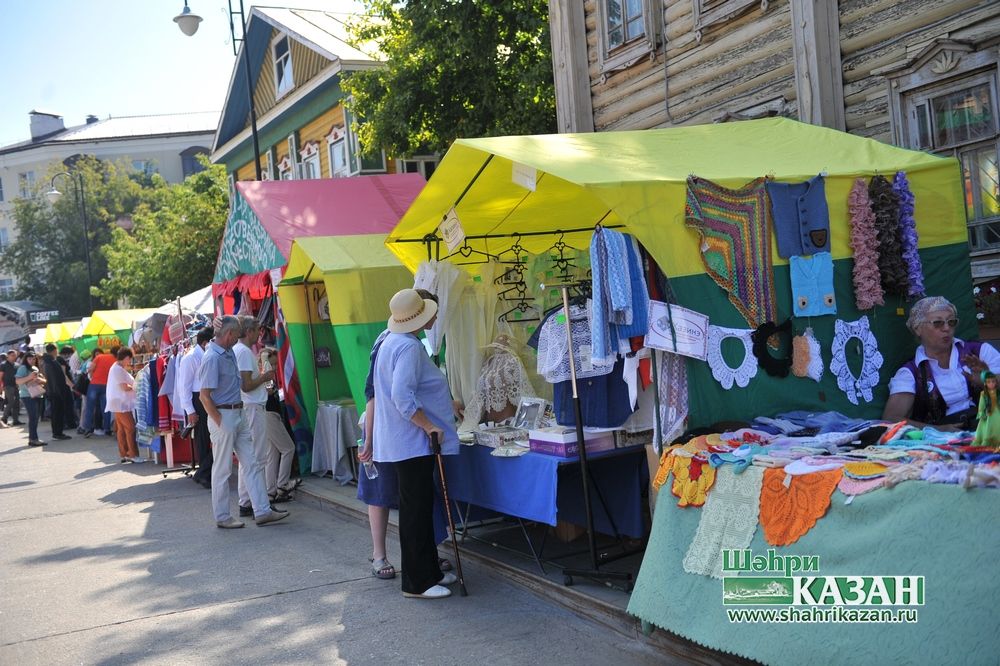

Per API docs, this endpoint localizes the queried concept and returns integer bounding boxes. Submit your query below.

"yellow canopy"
[44,321,79,343]
[82,309,159,336]
[385,117,964,277]
[279,235,412,326]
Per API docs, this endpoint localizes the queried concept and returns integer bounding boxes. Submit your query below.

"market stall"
[213,175,426,470]
[277,235,413,479]
[383,117,996,653]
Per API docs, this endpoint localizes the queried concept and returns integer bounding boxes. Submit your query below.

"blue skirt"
[357,460,399,508]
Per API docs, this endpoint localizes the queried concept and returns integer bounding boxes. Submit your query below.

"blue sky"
[1,0,361,146]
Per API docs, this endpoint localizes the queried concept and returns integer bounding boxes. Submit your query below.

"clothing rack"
[389,223,624,262]
[162,296,199,479]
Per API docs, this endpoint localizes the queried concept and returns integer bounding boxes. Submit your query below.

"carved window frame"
[692,0,767,42]
[595,0,660,74]
[886,41,1000,257]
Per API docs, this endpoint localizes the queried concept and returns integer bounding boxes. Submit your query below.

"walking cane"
[432,431,468,596]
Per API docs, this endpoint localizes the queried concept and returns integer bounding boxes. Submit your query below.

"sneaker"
[28,440,45,447]
[255,509,289,526]
[94,429,106,436]
[238,504,253,517]
[403,584,452,599]
[216,517,245,529]
[120,457,129,463]
[438,572,458,586]
[130,456,145,464]
[52,434,71,440]
[12,421,24,426]
[83,430,93,438]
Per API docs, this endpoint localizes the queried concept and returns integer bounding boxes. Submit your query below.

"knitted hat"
[387,289,438,334]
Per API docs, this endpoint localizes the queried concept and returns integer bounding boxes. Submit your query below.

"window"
[398,157,439,180]
[596,0,658,73]
[273,34,294,98]
[901,73,1000,253]
[0,228,8,250]
[0,177,4,202]
[180,146,209,178]
[131,160,157,176]
[276,154,294,180]
[328,139,349,177]
[0,279,14,299]
[300,154,320,179]
[692,0,763,42]
[17,171,34,199]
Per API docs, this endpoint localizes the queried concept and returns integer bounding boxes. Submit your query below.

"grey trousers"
[3,386,19,421]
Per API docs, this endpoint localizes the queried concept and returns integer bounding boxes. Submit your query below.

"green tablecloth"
[627,474,1000,665]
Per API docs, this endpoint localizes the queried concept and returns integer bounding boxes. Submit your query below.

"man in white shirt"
[234,316,275,517]
[180,327,214,489]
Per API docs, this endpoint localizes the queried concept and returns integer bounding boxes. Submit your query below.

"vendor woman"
[883,296,1000,428]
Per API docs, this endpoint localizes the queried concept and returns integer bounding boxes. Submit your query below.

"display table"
[442,444,647,539]
[310,401,359,485]
[627,473,1000,665]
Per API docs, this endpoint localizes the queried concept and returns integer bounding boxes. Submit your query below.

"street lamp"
[175,0,262,179]
[173,1,203,36]
[45,172,95,315]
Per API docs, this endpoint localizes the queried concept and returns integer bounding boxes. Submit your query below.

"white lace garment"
[829,315,883,405]
[536,303,616,384]
[459,340,537,433]
[683,466,764,578]
[706,325,758,389]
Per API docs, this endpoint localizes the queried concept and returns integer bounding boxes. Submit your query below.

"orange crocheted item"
[759,467,842,546]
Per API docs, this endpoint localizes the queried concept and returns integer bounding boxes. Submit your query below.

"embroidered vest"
[902,340,982,425]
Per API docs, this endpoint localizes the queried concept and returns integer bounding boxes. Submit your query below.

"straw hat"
[388,288,438,334]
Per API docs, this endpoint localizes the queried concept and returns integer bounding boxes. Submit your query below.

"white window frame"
[396,156,439,180]
[0,177,5,202]
[0,228,9,250]
[17,171,35,199]
[277,154,294,180]
[272,33,295,99]
[595,0,659,74]
[326,124,352,178]
[298,141,321,179]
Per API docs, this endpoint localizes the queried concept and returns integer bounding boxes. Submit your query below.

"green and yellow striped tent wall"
[385,118,971,427]
[277,235,414,426]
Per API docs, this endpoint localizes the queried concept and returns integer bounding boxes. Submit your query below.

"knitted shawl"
[847,178,884,310]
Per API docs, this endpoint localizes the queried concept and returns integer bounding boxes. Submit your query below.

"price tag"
[438,207,466,252]
[579,344,594,373]
[512,162,537,191]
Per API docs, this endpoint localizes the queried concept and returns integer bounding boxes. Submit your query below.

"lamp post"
[174,0,262,180]
[46,172,95,315]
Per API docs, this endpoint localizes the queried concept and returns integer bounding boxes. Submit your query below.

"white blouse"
[105,362,136,413]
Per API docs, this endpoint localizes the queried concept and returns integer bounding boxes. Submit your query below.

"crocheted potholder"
[685,176,777,330]
[759,467,842,546]
[791,327,823,382]
[829,316,883,405]
[683,466,764,578]
[843,461,889,479]
[707,325,759,389]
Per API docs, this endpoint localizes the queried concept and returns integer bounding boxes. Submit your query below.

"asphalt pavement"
[0,420,665,665]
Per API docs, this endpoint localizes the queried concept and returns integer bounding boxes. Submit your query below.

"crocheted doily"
[829,316,883,405]
[706,325,758,389]
[460,343,536,432]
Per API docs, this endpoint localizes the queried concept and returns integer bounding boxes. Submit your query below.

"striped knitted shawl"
[685,176,777,331]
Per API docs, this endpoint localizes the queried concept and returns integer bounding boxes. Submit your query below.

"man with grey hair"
[199,315,288,528]
[233,315,275,517]
[884,295,1000,428]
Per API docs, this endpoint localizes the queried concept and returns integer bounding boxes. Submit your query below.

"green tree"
[342,0,556,157]
[99,159,229,307]
[1,156,148,317]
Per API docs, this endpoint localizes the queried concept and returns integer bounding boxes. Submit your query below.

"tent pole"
[302,266,322,408]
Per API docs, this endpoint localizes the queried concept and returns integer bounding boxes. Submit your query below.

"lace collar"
[791,327,824,382]
[707,325,759,389]
[829,316,884,405]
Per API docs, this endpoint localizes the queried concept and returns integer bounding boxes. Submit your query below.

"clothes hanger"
[446,238,498,264]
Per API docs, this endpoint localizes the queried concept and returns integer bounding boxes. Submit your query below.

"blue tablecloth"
[442,444,647,539]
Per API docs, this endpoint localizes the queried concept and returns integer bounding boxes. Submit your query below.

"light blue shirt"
[372,332,458,462]
[198,341,242,405]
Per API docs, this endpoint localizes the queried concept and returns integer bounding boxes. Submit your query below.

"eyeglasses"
[928,318,959,330]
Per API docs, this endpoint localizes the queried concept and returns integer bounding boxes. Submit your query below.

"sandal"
[438,557,453,572]
[370,557,396,580]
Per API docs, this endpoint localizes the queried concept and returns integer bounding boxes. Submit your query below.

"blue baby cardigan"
[766,175,831,258]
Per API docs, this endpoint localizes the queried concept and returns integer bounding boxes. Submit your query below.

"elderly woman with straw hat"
[373,288,460,599]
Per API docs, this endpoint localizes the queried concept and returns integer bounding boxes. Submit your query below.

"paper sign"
[512,162,536,191]
[439,207,466,252]
[644,300,710,360]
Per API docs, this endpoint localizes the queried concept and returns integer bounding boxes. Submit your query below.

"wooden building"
[550,0,1000,277]
[211,8,439,187]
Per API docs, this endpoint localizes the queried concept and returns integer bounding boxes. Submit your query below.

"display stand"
[553,284,633,591]
[162,296,198,479]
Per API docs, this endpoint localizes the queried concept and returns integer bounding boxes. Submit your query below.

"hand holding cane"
[432,431,468,596]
